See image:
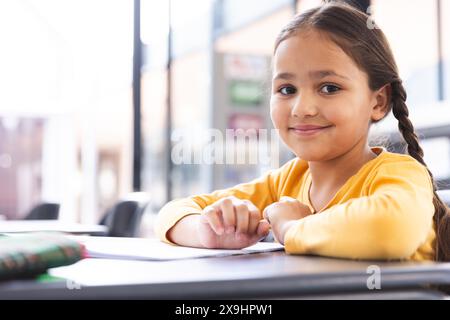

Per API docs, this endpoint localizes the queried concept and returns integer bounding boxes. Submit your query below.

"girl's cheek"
[320,105,344,124]
[270,102,286,128]
[269,97,277,123]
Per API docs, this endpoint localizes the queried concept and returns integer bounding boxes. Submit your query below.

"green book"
[0,232,85,281]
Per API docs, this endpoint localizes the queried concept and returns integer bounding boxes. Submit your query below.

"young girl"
[154,2,450,261]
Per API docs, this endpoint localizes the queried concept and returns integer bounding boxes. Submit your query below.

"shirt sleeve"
[154,158,298,243]
[284,161,435,260]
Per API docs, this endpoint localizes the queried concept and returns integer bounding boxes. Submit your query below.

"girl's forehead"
[273,31,361,78]
[275,31,348,64]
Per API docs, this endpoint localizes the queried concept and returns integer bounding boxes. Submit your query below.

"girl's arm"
[154,158,298,245]
[283,161,435,260]
[166,214,203,248]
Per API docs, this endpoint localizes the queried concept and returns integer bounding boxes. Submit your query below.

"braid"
[391,79,450,261]
[390,80,425,164]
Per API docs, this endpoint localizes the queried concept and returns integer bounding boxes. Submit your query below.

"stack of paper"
[70,236,284,261]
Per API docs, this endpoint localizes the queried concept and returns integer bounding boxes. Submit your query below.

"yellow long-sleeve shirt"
[154,146,436,261]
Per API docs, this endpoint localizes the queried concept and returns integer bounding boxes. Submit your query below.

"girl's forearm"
[166,214,204,248]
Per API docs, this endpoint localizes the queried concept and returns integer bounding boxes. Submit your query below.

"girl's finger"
[218,198,236,234]
[262,207,271,223]
[202,206,224,235]
[248,209,261,234]
[243,199,259,212]
[257,219,271,237]
[235,203,250,235]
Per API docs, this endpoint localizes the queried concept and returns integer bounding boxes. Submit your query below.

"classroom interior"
[1,0,450,301]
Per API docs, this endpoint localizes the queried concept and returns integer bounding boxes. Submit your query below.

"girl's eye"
[278,86,297,95]
[320,84,341,94]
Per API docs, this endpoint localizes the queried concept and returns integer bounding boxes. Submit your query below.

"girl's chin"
[290,147,329,161]
[294,154,325,161]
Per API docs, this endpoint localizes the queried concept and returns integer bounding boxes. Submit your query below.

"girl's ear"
[371,84,391,122]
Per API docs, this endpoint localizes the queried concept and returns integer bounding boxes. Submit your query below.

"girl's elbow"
[375,238,419,260]
[372,215,430,260]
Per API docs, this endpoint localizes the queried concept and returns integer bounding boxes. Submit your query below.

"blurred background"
[0,0,449,236]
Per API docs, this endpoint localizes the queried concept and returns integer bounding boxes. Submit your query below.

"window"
[0,1,133,222]
[372,0,439,107]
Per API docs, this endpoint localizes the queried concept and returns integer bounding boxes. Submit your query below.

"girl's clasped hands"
[197,196,312,249]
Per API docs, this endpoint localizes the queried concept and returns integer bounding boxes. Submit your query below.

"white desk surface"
[0,220,107,236]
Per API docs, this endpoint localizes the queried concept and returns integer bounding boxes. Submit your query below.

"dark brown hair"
[274,1,450,261]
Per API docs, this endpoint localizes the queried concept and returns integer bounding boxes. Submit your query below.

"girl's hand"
[197,196,271,249]
[263,196,313,245]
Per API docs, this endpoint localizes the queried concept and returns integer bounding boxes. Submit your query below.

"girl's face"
[270,30,386,161]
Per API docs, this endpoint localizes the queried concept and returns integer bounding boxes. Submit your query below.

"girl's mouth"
[288,125,332,137]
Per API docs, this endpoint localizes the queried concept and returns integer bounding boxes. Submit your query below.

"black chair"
[100,200,146,237]
[24,202,60,220]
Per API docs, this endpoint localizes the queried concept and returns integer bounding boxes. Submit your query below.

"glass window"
[214,5,295,190]
[0,1,133,222]
[141,0,213,204]
[296,0,323,13]
[0,118,44,219]
[442,0,450,100]
[372,0,439,108]
[141,0,169,212]
[222,0,291,32]
[216,6,293,55]
[171,52,211,198]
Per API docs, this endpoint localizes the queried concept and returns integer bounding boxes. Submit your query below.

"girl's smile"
[288,123,333,137]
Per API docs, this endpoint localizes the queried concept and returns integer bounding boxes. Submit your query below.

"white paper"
[71,236,284,261]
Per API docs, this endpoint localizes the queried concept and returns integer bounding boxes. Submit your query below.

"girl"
[154,1,450,261]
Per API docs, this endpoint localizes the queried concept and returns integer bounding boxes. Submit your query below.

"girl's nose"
[291,92,319,118]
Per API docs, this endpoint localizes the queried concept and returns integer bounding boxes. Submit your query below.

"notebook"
[70,236,284,261]
[0,232,85,281]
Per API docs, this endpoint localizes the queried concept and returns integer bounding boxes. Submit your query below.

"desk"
[0,220,107,236]
[0,251,449,299]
